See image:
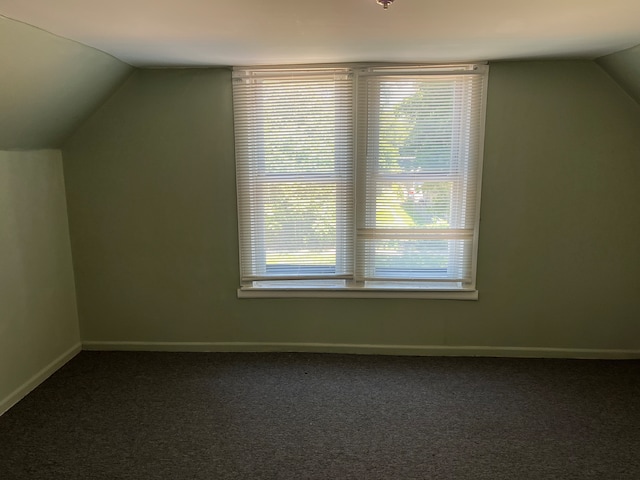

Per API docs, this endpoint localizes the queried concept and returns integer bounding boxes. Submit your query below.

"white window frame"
[234,64,488,300]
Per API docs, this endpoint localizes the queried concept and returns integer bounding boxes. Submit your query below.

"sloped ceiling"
[0,17,132,149]
[597,44,640,104]
[1,4,638,149]
[1,0,640,66]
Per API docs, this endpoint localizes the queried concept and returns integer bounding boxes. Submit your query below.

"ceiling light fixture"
[376,0,395,9]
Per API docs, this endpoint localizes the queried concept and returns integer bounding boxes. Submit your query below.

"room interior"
[1,0,640,456]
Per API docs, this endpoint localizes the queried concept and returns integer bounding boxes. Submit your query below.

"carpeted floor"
[0,352,639,479]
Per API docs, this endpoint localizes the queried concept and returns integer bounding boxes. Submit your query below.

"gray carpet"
[0,352,639,479]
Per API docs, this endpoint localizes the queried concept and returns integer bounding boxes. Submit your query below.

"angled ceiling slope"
[0,17,132,150]
[597,44,640,104]
[1,0,640,66]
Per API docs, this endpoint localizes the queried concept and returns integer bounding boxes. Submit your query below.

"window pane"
[261,82,348,174]
[359,238,473,281]
[234,68,354,281]
[377,80,457,174]
[374,181,453,229]
[357,69,486,285]
[263,182,338,275]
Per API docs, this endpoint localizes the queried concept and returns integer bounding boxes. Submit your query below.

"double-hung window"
[233,64,488,299]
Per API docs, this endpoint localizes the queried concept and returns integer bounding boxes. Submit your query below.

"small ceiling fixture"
[376,0,395,9]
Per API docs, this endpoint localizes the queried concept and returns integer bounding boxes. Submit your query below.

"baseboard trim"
[81,341,640,359]
[0,343,82,417]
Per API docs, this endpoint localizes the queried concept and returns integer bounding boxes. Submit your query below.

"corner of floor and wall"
[0,17,132,416]
[0,150,82,416]
[2,15,640,417]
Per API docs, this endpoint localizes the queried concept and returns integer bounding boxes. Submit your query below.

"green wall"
[62,62,640,354]
[0,17,132,149]
[0,150,80,413]
[597,44,640,104]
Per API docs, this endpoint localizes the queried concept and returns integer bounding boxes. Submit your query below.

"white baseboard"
[0,343,82,417]
[2,341,633,417]
[81,341,640,359]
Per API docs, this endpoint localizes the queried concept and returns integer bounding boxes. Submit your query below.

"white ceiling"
[1,0,640,67]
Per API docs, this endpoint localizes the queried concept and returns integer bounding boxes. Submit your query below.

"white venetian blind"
[356,65,487,286]
[233,67,355,283]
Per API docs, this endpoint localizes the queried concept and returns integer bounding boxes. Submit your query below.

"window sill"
[237,287,478,300]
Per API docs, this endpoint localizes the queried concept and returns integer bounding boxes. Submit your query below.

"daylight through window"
[233,64,488,298]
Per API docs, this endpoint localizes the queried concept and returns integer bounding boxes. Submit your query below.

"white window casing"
[233,64,488,299]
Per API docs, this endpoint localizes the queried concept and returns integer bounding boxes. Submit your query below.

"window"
[233,64,488,299]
